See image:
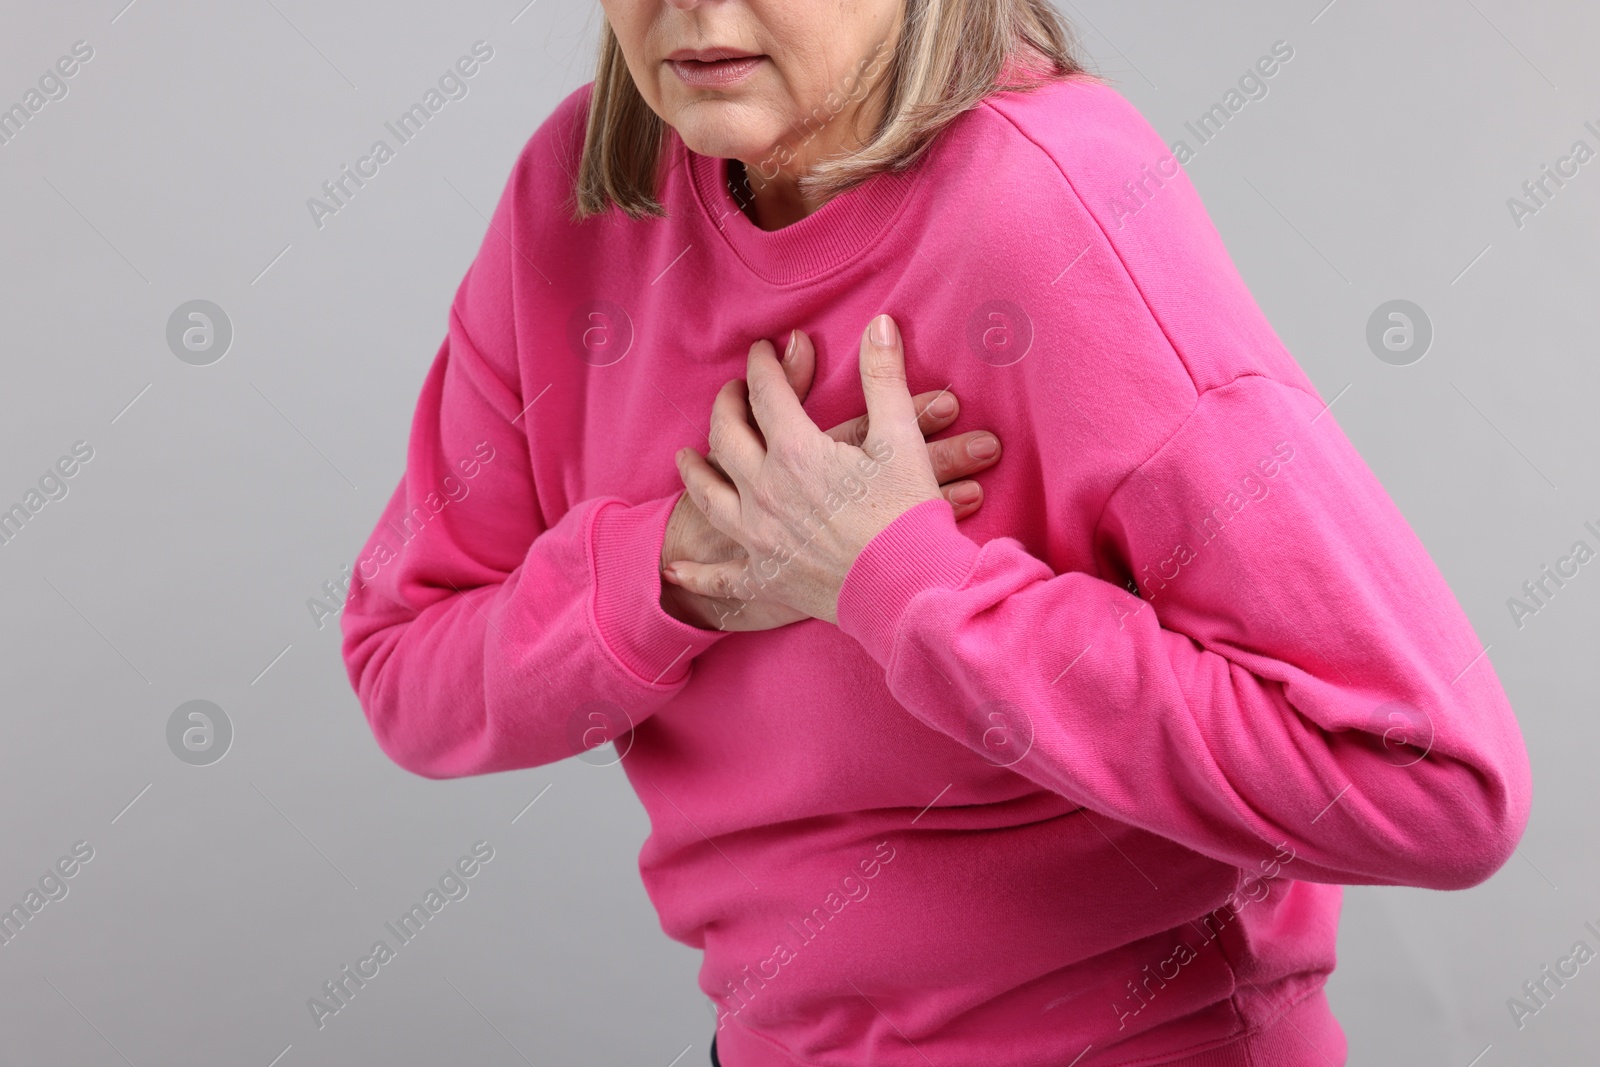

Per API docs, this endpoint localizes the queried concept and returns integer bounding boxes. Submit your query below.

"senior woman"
[340,1,1532,1064]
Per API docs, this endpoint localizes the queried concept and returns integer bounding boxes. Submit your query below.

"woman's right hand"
[659,329,1002,633]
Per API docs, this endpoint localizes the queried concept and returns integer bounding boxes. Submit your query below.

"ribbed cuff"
[835,498,983,668]
[590,494,730,686]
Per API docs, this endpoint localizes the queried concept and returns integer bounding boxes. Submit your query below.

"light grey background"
[0,1,1593,1064]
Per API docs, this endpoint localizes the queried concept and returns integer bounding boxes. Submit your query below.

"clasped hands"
[659,314,1003,632]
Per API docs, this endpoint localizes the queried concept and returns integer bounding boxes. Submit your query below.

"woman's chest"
[523,290,1145,581]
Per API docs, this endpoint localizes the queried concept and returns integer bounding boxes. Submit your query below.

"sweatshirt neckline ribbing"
[680,134,926,287]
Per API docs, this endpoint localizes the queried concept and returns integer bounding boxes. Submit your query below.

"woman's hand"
[660,324,1001,632]
[665,314,952,626]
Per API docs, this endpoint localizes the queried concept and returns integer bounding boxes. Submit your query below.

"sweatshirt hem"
[711,984,1343,1067]
[1107,985,1344,1067]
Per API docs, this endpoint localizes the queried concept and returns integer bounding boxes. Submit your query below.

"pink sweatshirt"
[341,72,1531,1067]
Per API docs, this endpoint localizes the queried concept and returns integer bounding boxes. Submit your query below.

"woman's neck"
[729,159,818,231]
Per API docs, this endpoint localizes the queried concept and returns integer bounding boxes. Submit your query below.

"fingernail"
[951,483,981,505]
[928,394,956,418]
[783,330,797,363]
[870,314,896,347]
[967,435,999,459]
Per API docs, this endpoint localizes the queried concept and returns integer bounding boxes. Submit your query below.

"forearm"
[343,491,728,778]
[836,379,1531,890]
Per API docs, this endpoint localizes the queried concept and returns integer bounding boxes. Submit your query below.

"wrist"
[658,575,719,631]
[591,495,730,682]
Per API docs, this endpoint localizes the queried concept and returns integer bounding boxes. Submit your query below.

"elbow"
[1409,748,1533,892]
[1338,727,1533,891]
[1421,809,1526,892]
[1351,676,1535,891]
[1444,767,1532,891]
[344,632,555,782]
[358,679,458,781]
[343,629,459,781]
[1435,698,1535,890]
[340,601,569,781]
[362,692,451,780]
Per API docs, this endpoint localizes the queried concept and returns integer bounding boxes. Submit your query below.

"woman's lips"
[668,55,764,88]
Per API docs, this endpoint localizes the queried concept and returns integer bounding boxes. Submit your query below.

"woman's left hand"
[665,314,943,625]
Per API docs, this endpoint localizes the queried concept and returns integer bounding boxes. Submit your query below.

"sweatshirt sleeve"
[834,372,1532,891]
[339,93,729,780]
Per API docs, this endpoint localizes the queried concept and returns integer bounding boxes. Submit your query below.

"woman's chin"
[666,106,783,164]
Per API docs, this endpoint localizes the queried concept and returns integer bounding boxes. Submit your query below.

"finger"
[913,389,959,433]
[926,430,1002,485]
[706,378,766,490]
[662,558,759,604]
[779,329,817,404]
[942,480,984,520]
[675,447,744,538]
[744,338,815,445]
[858,314,922,452]
[826,389,958,447]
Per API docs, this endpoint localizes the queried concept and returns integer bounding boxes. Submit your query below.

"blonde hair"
[573,0,1085,221]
